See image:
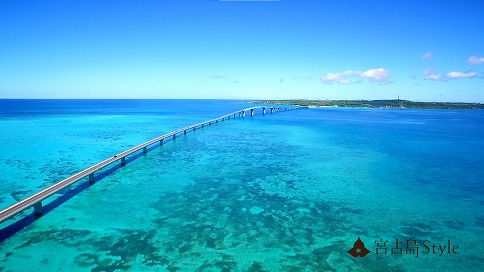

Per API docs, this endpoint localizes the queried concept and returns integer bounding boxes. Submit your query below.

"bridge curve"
[0,105,308,225]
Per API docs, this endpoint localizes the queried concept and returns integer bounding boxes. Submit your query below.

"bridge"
[0,106,307,225]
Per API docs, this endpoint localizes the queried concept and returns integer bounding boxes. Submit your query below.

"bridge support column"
[34,202,43,215]
[89,173,95,184]
[121,157,126,166]
[250,109,254,116]
[263,107,266,114]
[242,110,246,117]
[143,147,147,154]
[160,139,164,146]
[184,130,186,135]
[173,134,176,140]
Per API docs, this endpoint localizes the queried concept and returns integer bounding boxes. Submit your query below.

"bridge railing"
[0,105,308,224]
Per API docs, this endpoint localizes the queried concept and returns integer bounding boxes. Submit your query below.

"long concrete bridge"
[0,105,308,225]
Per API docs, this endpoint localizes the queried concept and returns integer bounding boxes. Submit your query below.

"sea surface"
[0,99,483,271]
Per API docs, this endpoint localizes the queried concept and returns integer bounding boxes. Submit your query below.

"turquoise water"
[0,100,483,271]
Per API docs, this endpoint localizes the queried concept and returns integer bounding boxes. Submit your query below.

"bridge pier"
[242,110,246,117]
[250,109,254,116]
[34,202,43,215]
[184,130,186,135]
[121,157,126,166]
[173,134,176,140]
[263,107,266,114]
[89,173,95,184]
[160,139,164,146]
[143,147,147,154]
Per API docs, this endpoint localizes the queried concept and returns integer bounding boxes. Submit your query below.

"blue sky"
[1,0,483,101]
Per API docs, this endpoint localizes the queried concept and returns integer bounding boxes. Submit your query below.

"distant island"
[251,99,484,109]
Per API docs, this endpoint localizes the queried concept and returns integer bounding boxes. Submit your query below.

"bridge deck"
[0,105,307,224]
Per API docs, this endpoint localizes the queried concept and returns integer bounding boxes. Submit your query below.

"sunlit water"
[1,100,483,271]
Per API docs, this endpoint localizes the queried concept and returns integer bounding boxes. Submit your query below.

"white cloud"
[324,70,358,79]
[422,52,433,60]
[320,68,390,84]
[359,68,390,81]
[423,67,480,80]
[446,71,478,79]
[339,79,351,84]
[321,72,346,81]
[426,74,442,80]
[423,68,442,80]
[320,70,358,84]
[468,56,484,65]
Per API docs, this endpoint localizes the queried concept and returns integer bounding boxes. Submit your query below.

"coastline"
[250,99,484,110]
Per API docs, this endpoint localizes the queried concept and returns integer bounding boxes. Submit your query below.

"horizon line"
[0,98,483,104]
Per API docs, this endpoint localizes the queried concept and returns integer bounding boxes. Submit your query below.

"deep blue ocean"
[0,99,483,271]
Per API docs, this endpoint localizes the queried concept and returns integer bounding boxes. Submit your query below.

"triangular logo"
[348,237,371,257]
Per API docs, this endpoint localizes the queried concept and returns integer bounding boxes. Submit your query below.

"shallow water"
[1,100,483,271]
